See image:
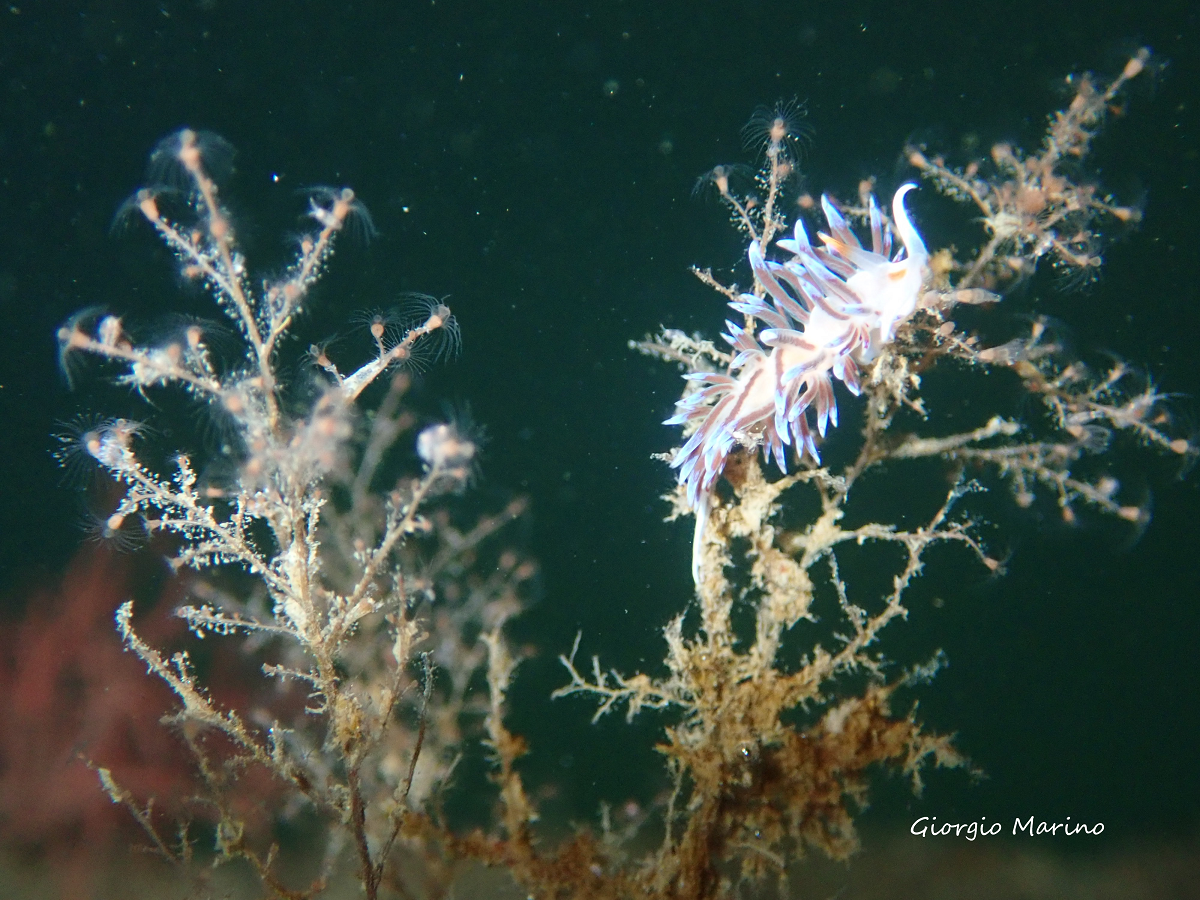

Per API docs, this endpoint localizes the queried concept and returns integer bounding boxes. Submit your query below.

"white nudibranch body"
[666,185,929,577]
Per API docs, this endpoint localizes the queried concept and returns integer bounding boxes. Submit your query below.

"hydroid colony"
[57,50,1185,899]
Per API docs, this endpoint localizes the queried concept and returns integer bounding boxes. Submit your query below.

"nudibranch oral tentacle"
[667,184,929,580]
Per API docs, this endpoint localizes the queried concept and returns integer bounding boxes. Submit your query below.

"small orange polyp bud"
[426,304,452,331]
[138,191,160,221]
[331,188,356,226]
[1123,50,1148,81]
[59,326,88,349]
[768,117,787,147]
[712,166,730,196]
[1117,506,1143,523]
[176,129,202,173]
[98,316,123,347]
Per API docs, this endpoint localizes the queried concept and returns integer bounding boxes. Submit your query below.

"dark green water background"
[1,0,1197,855]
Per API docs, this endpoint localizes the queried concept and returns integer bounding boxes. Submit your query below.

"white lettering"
[1012,816,1103,836]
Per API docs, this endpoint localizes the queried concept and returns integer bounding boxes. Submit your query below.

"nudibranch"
[666,185,929,578]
